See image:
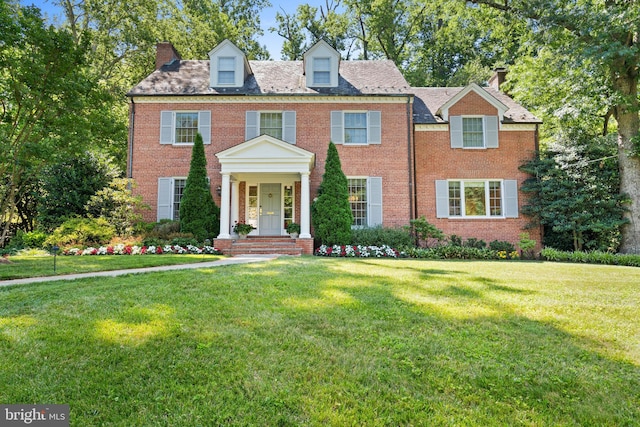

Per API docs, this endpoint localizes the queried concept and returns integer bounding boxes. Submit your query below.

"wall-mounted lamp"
[216,185,222,197]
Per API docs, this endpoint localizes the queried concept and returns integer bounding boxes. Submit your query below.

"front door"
[259,183,281,235]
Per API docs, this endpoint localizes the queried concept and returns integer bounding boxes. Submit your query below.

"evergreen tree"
[311,142,353,245]
[179,133,219,241]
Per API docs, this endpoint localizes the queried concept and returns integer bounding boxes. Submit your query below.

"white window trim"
[348,176,368,228]
[343,111,369,146]
[246,111,296,144]
[173,112,200,145]
[258,111,284,138]
[347,176,383,228]
[448,179,505,219]
[333,111,381,145]
[217,56,236,86]
[462,115,486,149]
[161,110,211,145]
[312,57,332,86]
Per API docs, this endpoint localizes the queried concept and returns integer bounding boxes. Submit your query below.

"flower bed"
[63,244,222,256]
[315,244,399,258]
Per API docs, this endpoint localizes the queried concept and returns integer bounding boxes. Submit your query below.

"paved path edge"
[0,255,280,288]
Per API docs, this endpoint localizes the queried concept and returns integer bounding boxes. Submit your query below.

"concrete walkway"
[0,254,280,288]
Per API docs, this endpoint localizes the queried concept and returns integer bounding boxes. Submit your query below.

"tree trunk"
[614,72,640,254]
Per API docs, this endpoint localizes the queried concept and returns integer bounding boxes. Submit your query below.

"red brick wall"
[414,93,542,248]
[129,99,412,228]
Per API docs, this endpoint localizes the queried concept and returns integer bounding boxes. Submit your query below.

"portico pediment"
[215,135,315,174]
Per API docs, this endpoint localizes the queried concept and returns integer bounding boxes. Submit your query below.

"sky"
[18,0,334,59]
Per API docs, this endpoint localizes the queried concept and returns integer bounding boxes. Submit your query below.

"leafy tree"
[311,142,353,245]
[520,132,628,252]
[85,178,148,236]
[0,1,97,245]
[468,0,640,253]
[179,133,220,241]
[273,2,353,60]
[38,153,120,232]
[272,0,530,86]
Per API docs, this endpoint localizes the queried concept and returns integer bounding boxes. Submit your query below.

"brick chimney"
[155,42,182,70]
[488,67,508,92]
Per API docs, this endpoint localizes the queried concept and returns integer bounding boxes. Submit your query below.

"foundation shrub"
[44,217,116,247]
[489,240,516,253]
[351,226,413,248]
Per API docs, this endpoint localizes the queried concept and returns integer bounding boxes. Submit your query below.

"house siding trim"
[129,95,410,104]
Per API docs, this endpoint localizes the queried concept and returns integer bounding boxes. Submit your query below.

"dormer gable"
[437,83,508,123]
[303,39,340,88]
[208,39,252,88]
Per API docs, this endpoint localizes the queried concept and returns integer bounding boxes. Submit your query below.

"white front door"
[259,183,281,235]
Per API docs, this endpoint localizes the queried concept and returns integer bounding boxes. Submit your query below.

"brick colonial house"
[127,40,541,255]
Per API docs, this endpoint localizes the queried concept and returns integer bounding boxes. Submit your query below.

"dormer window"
[218,57,235,85]
[208,39,252,88]
[303,40,340,88]
[313,58,331,85]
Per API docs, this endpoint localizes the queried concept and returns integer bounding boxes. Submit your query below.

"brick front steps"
[216,236,313,256]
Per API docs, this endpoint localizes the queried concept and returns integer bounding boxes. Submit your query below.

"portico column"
[218,172,231,238]
[230,179,239,233]
[300,171,312,238]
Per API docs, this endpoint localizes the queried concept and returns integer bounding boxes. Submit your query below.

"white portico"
[215,135,315,239]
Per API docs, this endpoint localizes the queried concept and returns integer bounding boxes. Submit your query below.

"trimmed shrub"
[540,248,640,267]
[311,142,353,246]
[179,133,220,241]
[352,226,413,248]
[45,217,116,247]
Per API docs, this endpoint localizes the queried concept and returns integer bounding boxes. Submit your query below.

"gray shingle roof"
[127,59,539,124]
[411,87,540,124]
[127,59,411,96]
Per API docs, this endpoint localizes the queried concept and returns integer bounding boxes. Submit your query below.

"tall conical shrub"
[311,142,353,245]
[179,133,220,240]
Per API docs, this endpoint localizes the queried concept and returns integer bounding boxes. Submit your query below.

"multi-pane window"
[462,117,484,148]
[247,185,258,229]
[283,185,294,229]
[260,113,283,139]
[448,180,503,217]
[489,181,502,216]
[348,178,368,226]
[344,113,367,144]
[449,181,461,216]
[464,181,486,216]
[313,57,331,85]
[218,57,235,84]
[172,179,187,220]
[175,113,198,144]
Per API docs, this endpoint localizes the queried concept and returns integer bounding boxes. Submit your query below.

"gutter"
[406,94,416,221]
[127,98,135,181]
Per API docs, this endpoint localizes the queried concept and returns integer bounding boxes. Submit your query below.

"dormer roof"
[302,39,341,88]
[437,83,508,122]
[208,39,252,88]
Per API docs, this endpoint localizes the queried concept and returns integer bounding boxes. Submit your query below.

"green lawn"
[0,254,223,280]
[1,257,639,426]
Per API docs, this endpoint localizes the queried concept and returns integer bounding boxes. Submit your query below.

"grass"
[0,254,223,280]
[1,257,639,426]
